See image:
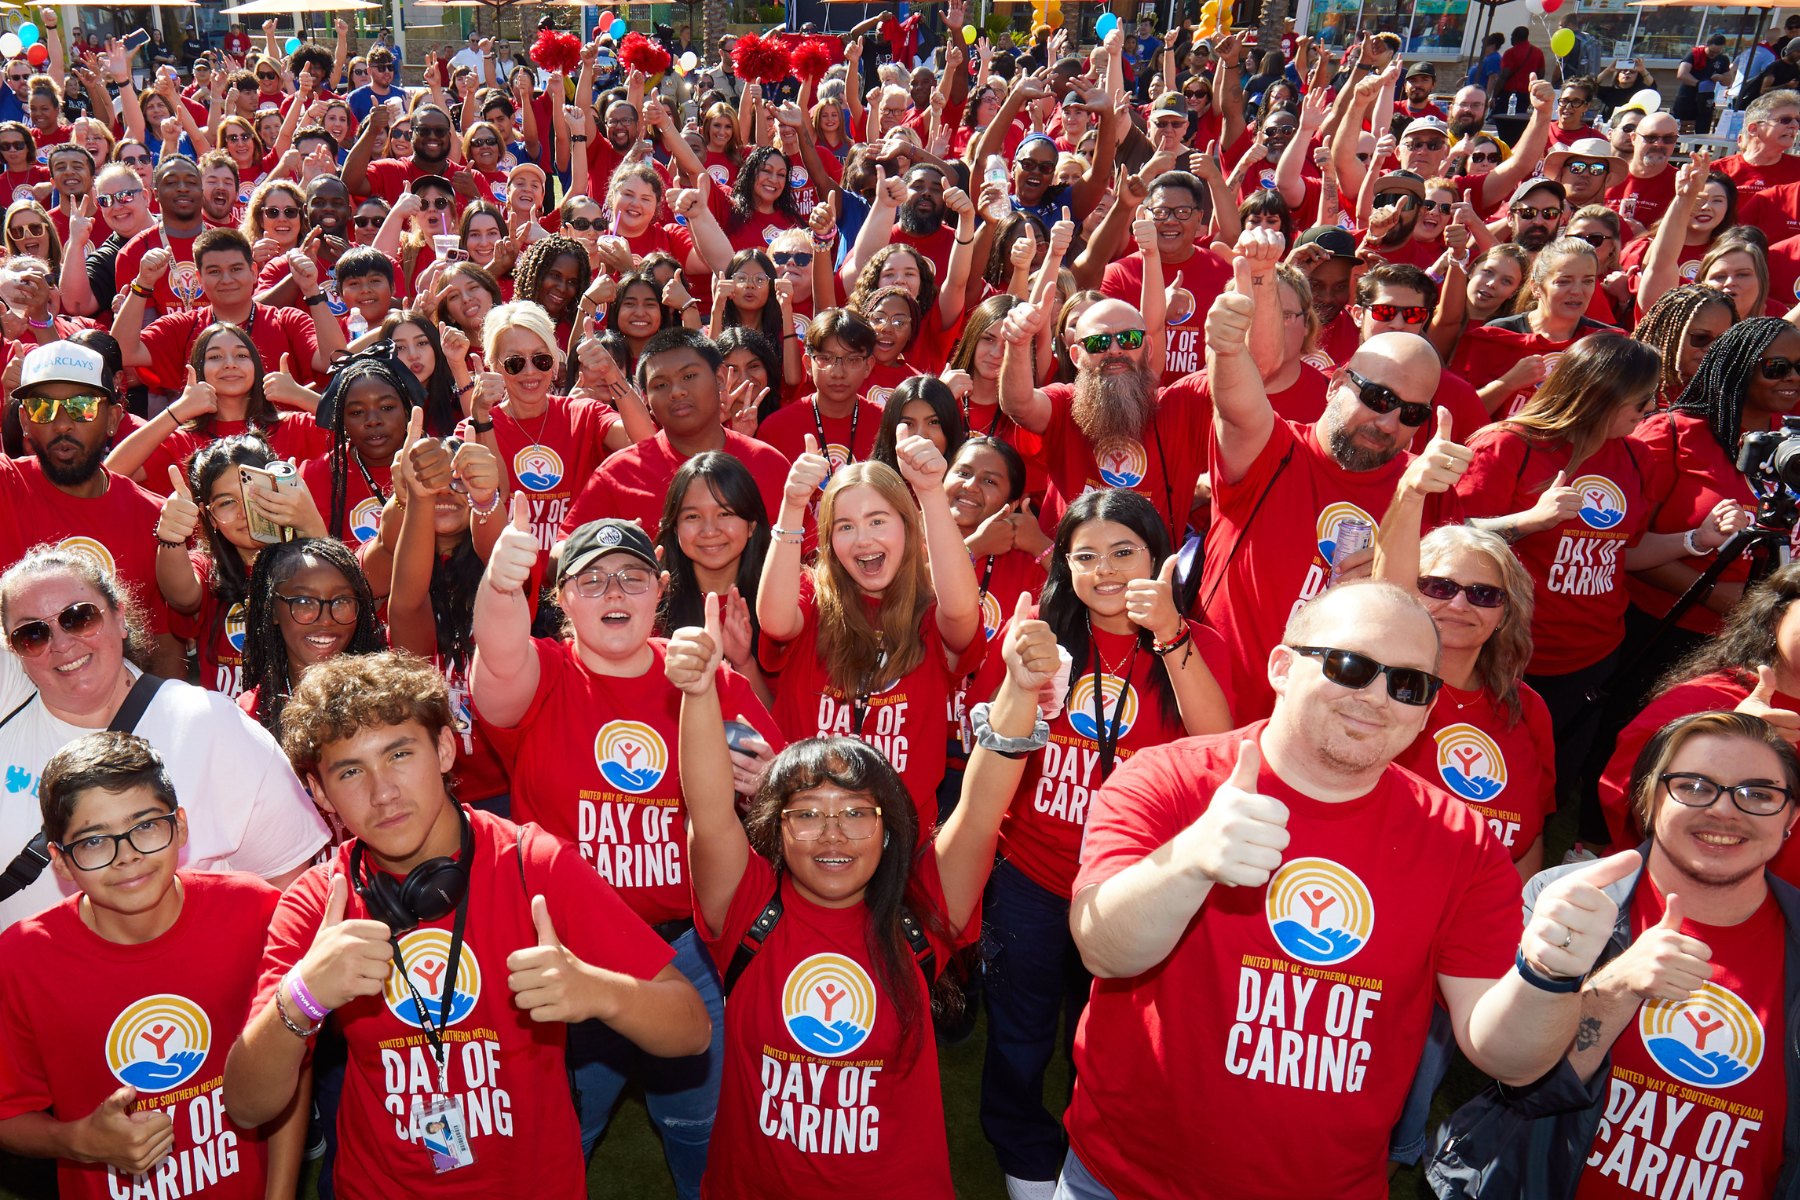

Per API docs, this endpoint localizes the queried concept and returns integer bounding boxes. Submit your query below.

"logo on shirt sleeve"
[1639,982,1763,1089]
[55,536,116,577]
[1433,724,1509,802]
[1093,438,1147,488]
[594,719,668,794]
[106,995,211,1093]
[1315,502,1378,565]
[383,928,481,1030]
[349,496,383,544]
[513,445,564,493]
[1571,475,1627,530]
[783,953,877,1058]
[1265,857,1375,966]
[707,164,733,188]
[1067,673,1139,740]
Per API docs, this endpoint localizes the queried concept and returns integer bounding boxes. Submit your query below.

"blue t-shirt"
[1011,186,1070,229]
[1470,51,1502,89]
[346,83,408,122]
[1136,36,1161,65]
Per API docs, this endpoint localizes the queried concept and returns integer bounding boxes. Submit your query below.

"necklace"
[1087,613,1137,677]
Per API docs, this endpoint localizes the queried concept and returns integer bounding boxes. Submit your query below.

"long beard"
[897,203,942,236]
[1518,224,1557,252]
[1072,357,1156,445]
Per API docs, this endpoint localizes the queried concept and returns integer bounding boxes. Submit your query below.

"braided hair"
[430,437,487,675]
[1670,317,1792,458]
[1635,284,1737,404]
[241,537,386,735]
[512,235,591,334]
[316,345,424,542]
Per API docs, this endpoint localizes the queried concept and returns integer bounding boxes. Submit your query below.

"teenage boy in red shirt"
[0,731,306,1200]
[222,651,711,1199]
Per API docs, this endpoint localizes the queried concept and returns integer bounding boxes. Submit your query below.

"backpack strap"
[108,673,165,734]
[722,879,785,999]
[898,905,938,985]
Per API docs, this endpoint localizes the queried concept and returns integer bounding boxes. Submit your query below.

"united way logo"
[514,445,564,493]
[594,720,668,794]
[1680,259,1701,283]
[1434,724,1508,802]
[489,181,508,205]
[10,185,31,204]
[322,267,349,317]
[1094,438,1147,488]
[1166,286,1196,326]
[1572,474,1627,530]
[349,496,383,545]
[817,442,853,489]
[1639,982,1763,1090]
[383,928,481,1030]
[1068,673,1139,740]
[1257,167,1277,189]
[782,953,877,1058]
[225,601,247,653]
[707,164,733,188]
[787,164,811,189]
[106,995,210,1093]
[1315,502,1377,565]
[866,386,894,408]
[978,591,1003,639]
[169,261,204,305]
[1265,857,1375,966]
[56,536,115,577]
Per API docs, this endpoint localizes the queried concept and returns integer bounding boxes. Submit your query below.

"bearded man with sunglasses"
[1056,576,1635,1200]
[1605,111,1681,231]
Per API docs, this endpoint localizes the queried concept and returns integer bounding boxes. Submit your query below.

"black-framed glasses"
[1564,160,1610,177]
[1417,575,1505,608]
[352,215,384,229]
[257,72,279,81]
[568,566,655,597]
[468,136,499,149]
[1148,205,1198,221]
[7,601,104,656]
[566,216,602,231]
[391,128,413,141]
[1078,329,1146,353]
[771,250,813,267]
[1288,645,1443,706]
[1403,139,1447,153]
[1639,133,1679,145]
[1366,303,1431,325]
[808,350,868,370]
[274,593,361,625]
[1762,358,1798,380]
[1511,205,1561,221]
[0,140,26,153]
[120,154,153,168]
[56,813,179,872]
[781,805,881,840]
[1374,192,1419,211]
[1571,231,1613,248]
[260,205,300,220]
[21,393,107,424]
[501,351,555,375]
[1556,96,1588,108]
[1342,367,1431,426]
[1660,772,1795,817]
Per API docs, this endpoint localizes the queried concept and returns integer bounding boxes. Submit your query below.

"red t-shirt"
[1548,123,1604,147]
[440,651,510,804]
[1,164,48,204]
[138,417,336,499]
[1449,317,1612,418]
[114,226,203,323]
[168,551,249,697]
[251,811,673,1200]
[785,151,842,220]
[1455,427,1652,675]
[0,458,170,634]
[696,851,968,1199]
[1063,721,1522,1199]
[138,304,324,393]
[1392,683,1557,861]
[1575,883,1788,1200]
[1715,150,1800,202]
[558,430,792,544]
[759,583,984,834]
[756,398,882,479]
[1739,184,1800,253]
[1630,411,1758,636]
[1415,368,1491,456]
[1099,248,1232,385]
[1497,43,1546,94]
[477,637,783,924]
[458,396,621,555]
[859,359,918,406]
[0,872,281,1200]
[1266,363,1333,424]
[966,613,1234,896]
[891,224,957,296]
[1034,380,1207,543]
[1620,232,1705,288]
[707,186,798,254]
[1607,168,1679,229]
[301,452,392,548]
[1315,308,1361,368]
[358,157,473,214]
[1198,417,1458,720]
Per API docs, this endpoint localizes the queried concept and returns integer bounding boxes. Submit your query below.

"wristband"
[469,489,502,520]
[1034,545,1053,567]
[970,701,1051,758]
[680,298,700,312]
[1682,528,1713,557]
[156,536,187,550]
[470,417,494,433]
[1152,626,1192,657]
[571,134,588,142]
[453,380,475,397]
[285,969,333,1021]
[130,281,154,298]
[303,293,327,306]
[1514,946,1584,993]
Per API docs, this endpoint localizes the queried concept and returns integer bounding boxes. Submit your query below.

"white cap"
[17,342,112,399]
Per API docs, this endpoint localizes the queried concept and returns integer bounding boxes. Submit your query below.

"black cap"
[558,519,659,587]
[1295,226,1360,260]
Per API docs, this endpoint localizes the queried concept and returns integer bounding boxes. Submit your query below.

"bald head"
[1633,113,1678,173]
[1347,332,1442,408]
[1282,580,1441,672]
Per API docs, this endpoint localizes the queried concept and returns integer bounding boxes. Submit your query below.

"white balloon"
[1524,0,1546,13]
[0,33,24,59]
[1630,88,1661,114]
[681,50,697,71]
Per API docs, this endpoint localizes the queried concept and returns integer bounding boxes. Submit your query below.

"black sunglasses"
[1342,367,1431,426]
[565,216,603,231]
[771,250,813,267]
[1288,645,1443,706]
[1763,358,1798,380]
[352,215,384,229]
[1417,575,1505,608]
[1571,231,1613,247]
[7,601,104,657]
[1511,205,1561,221]
[1374,192,1419,212]
[502,351,555,374]
[1418,199,1454,214]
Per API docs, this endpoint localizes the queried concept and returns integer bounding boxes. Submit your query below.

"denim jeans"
[1388,1003,1454,1164]
[981,859,1092,1182]
[565,928,725,1199]
[1052,1147,1118,1200]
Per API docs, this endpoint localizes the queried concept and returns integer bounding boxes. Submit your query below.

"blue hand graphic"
[1646,1038,1750,1087]
[787,1015,868,1055]
[1445,769,1504,801]
[117,1049,205,1091]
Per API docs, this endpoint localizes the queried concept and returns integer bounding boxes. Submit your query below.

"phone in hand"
[238,462,302,544]
[722,720,764,755]
[123,29,150,52]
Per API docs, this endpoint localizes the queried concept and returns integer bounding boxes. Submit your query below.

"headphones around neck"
[350,801,472,935]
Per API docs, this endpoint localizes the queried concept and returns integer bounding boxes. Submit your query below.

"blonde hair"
[811,462,933,697]
[481,299,560,366]
[1417,526,1536,726]
[239,178,306,245]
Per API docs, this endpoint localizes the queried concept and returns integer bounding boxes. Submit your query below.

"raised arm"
[995,297,1052,432]
[937,183,978,326]
[341,100,389,197]
[1477,75,1556,211]
[58,195,99,317]
[1639,151,1712,317]
[386,411,447,657]
[898,424,980,656]
[668,595,752,937]
[1206,252,1274,485]
[840,162,903,289]
[755,437,829,643]
[468,494,545,728]
[1278,83,1331,211]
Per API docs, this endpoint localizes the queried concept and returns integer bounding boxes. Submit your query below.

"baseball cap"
[558,519,659,588]
[1295,226,1360,261]
[1510,177,1567,206]
[16,342,114,401]
[409,174,455,196]
[1401,116,1451,141]
[1372,169,1426,198]
[1151,91,1188,116]
[1405,61,1437,80]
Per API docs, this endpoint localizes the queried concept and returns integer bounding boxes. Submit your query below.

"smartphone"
[1616,60,1633,70]
[722,720,764,755]
[239,461,302,544]
[123,29,150,52]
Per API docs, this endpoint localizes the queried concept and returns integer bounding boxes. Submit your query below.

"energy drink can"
[1327,519,1373,586]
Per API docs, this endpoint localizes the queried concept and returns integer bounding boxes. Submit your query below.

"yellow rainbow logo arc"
[594,719,669,795]
[382,927,482,1031]
[1314,502,1377,562]
[1639,981,1764,1090]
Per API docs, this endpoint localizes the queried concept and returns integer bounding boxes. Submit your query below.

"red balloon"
[1541,0,1564,10]
[24,43,46,66]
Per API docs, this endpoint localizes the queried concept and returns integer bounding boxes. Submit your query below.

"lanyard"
[812,398,857,478]
[352,449,388,504]
[1149,413,1176,541]
[390,888,470,1070]
[1089,632,1139,783]
[849,630,884,738]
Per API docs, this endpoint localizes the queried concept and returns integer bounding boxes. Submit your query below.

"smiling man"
[198,151,239,229]
[343,102,466,211]
[1606,111,1681,228]
[110,158,207,322]
[1716,88,1800,199]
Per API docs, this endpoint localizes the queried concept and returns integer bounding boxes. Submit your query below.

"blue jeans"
[566,928,724,1200]
[1052,1148,1118,1200]
[981,859,1092,1182]
[1388,1003,1454,1164]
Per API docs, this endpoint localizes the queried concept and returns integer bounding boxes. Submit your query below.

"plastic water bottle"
[346,309,367,340]
[983,155,1011,221]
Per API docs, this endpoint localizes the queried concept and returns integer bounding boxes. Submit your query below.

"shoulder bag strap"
[1198,443,1296,618]
[898,905,939,985]
[108,674,165,735]
[722,880,786,999]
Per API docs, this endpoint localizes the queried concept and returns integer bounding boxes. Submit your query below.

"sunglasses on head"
[1343,366,1431,426]
[501,351,555,375]
[1762,357,1799,380]
[1417,575,1505,608]
[1289,645,1443,705]
[260,205,299,220]
[771,250,813,267]
[94,187,142,208]
[1078,329,1146,353]
[21,393,107,424]
[1366,303,1430,325]
[7,601,103,657]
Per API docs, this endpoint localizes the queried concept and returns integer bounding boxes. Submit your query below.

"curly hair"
[1657,561,1800,698]
[728,145,802,231]
[280,649,451,778]
[243,538,387,736]
[512,234,591,331]
[849,244,939,316]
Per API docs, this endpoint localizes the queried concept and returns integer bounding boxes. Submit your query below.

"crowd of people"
[0,6,1794,1200]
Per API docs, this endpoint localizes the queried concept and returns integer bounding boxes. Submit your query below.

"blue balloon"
[285,37,302,54]
[1094,12,1118,37]
[17,24,37,48]
[609,17,626,37]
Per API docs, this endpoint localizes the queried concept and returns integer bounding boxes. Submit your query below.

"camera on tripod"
[1737,414,1800,533]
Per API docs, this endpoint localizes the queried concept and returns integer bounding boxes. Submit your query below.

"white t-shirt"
[449,47,485,74]
[0,656,330,931]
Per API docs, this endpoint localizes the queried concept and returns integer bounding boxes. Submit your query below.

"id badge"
[413,1096,476,1173]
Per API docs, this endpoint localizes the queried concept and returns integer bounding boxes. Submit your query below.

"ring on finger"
[1559,927,1574,951]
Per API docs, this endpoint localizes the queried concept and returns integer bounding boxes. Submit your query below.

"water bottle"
[983,154,1011,221]
[346,309,368,339]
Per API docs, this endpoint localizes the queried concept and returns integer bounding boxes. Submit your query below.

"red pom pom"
[790,37,834,85]
[731,32,792,85]
[619,31,672,78]
[529,29,582,77]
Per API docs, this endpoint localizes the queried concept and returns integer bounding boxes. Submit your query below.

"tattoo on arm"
[1467,516,1526,544]
[1574,1015,1603,1052]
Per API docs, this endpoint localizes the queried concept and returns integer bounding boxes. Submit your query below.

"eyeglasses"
[56,813,179,872]
[1403,139,1447,153]
[120,154,153,168]
[566,216,603,231]
[0,141,25,154]
[275,593,361,625]
[1417,575,1505,608]
[1756,114,1800,127]
[1374,192,1420,212]
[352,214,384,229]
[866,311,911,330]
[771,250,813,267]
[1078,329,1146,353]
[1288,645,1443,706]
[205,494,242,520]
[391,128,412,140]
[1511,205,1561,221]
[1017,158,1056,174]
[21,393,107,423]
[468,136,499,149]
[1068,544,1149,572]
[7,601,104,656]
[501,351,555,375]
[1564,161,1610,178]
[1660,772,1794,817]
[1366,303,1431,325]
[416,196,453,211]
[224,132,256,145]
[808,350,869,369]
[1556,97,1587,108]
[1469,151,1501,164]
[1762,358,1799,380]
[568,567,654,597]
[781,805,882,840]
[96,186,143,210]
[1639,133,1679,145]
[1264,125,1298,140]
[1571,231,1614,248]
[1342,367,1431,426]
[1147,205,1198,222]
[260,205,300,220]
[1418,199,1454,214]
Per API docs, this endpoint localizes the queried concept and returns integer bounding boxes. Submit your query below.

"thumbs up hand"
[785,433,832,504]
[664,591,726,695]
[507,894,598,1023]
[483,494,539,595]
[1524,469,1583,535]
[1736,664,1800,744]
[404,408,452,498]
[1125,554,1184,643]
[1205,255,1256,356]
[1400,406,1475,499]
[156,465,201,545]
[1002,591,1061,692]
[292,873,395,1011]
[1588,892,1714,1004]
[1177,739,1290,887]
[75,1084,176,1174]
[1522,850,1641,980]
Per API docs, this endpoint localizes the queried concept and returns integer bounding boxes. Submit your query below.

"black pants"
[1526,648,1623,846]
